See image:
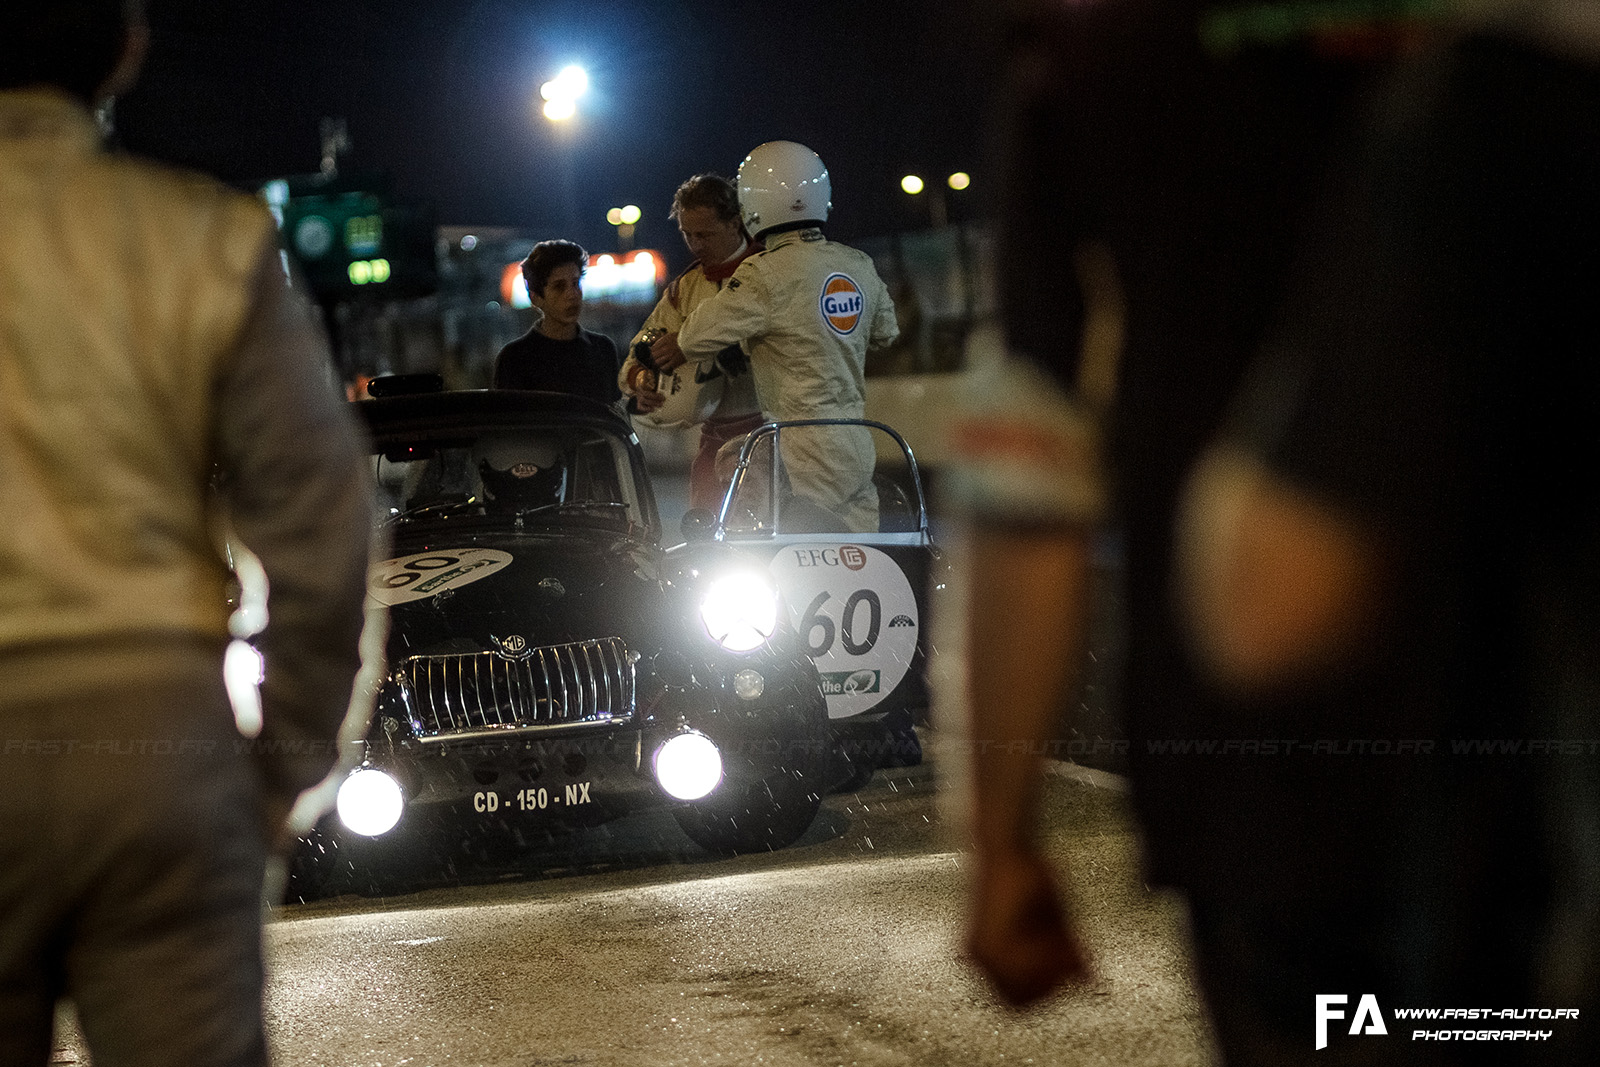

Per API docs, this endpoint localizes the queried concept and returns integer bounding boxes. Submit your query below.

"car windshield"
[369,420,654,537]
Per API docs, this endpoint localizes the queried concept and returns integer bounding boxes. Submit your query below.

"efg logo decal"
[819,273,864,335]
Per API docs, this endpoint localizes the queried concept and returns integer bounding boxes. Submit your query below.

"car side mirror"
[680,508,716,542]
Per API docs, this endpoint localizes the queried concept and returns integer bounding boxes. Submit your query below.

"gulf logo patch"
[819,273,864,336]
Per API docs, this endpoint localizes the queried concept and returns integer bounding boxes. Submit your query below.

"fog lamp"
[653,732,723,801]
[336,768,404,837]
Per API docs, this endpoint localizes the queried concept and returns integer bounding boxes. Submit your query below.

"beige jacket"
[676,228,899,531]
[1,89,373,799]
[619,245,761,420]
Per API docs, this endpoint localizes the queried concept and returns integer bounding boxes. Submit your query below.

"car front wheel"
[673,766,824,855]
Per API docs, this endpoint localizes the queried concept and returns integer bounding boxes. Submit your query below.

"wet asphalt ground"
[55,739,1218,1066]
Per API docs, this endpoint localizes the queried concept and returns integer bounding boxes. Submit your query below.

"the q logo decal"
[819,273,864,336]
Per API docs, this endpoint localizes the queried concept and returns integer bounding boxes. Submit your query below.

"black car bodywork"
[290,389,829,897]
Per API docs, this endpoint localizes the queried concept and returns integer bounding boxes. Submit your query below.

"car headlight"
[653,731,723,801]
[699,570,779,652]
[336,768,405,837]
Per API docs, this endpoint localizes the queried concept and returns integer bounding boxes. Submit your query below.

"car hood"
[379,529,662,659]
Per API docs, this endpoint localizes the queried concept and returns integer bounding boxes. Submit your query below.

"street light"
[900,172,971,228]
[539,64,588,122]
[539,64,589,233]
[607,205,642,251]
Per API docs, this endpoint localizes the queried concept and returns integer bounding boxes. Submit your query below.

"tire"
[826,736,878,794]
[673,766,825,855]
[282,831,391,901]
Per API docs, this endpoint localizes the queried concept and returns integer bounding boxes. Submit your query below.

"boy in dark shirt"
[493,240,622,407]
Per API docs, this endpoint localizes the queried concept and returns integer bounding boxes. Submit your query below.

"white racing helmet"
[737,141,831,238]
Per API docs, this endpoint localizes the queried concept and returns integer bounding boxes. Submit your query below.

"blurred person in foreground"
[1179,3,1600,1060]
[944,0,1537,1062]
[494,239,624,412]
[665,141,899,534]
[0,2,375,1064]
[618,173,764,511]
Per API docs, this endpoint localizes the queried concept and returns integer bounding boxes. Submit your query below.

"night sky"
[114,1,1000,266]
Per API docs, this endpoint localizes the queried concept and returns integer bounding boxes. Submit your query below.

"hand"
[650,331,687,372]
[966,848,1093,1006]
[634,388,665,413]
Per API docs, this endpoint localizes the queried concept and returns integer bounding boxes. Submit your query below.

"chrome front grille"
[399,637,635,740]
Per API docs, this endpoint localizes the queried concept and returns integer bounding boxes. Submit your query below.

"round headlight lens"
[336,768,404,837]
[733,669,765,701]
[653,732,724,801]
[699,571,778,652]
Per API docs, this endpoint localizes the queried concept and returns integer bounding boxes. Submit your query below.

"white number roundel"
[769,544,918,719]
[368,549,512,606]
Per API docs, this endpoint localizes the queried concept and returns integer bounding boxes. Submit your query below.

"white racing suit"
[677,227,898,532]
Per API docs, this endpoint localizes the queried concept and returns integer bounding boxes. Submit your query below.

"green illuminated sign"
[347,258,392,285]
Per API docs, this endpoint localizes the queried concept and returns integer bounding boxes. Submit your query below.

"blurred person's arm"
[214,239,378,847]
[943,357,1105,1005]
[1176,443,1387,695]
[964,523,1094,1004]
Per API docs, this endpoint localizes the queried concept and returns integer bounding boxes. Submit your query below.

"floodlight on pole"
[539,64,589,123]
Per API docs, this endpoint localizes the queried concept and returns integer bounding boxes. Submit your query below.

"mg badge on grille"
[494,634,529,658]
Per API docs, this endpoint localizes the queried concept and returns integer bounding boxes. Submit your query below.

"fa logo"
[1315,994,1387,1050]
[819,273,864,335]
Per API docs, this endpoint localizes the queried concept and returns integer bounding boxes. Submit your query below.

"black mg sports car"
[290,383,831,897]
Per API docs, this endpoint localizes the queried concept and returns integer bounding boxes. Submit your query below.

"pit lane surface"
[53,746,1218,1066]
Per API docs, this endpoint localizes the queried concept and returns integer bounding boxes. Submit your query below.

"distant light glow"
[581,250,665,305]
[551,65,588,98]
[502,263,531,308]
[504,251,662,308]
[346,258,390,285]
[901,174,925,195]
[460,234,478,251]
[606,207,624,226]
[948,171,971,191]
[619,204,642,225]
[540,64,588,122]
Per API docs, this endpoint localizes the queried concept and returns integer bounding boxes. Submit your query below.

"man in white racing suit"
[666,142,899,533]
[619,173,764,511]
